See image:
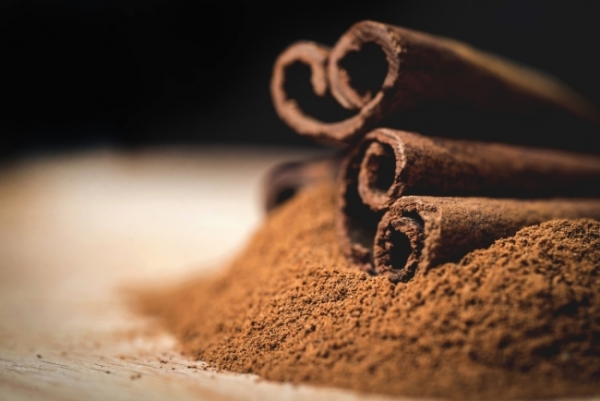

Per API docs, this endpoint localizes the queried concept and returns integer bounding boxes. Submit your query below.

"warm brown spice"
[271,21,599,144]
[337,129,600,274]
[346,129,600,212]
[134,184,600,400]
[372,196,600,282]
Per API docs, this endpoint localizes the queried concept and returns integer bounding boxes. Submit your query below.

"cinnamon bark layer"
[374,197,600,282]
[355,128,600,211]
[271,20,598,144]
[263,157,340,212]
[337,128,600,273]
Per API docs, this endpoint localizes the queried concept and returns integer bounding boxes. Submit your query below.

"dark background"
[1,0,600,157]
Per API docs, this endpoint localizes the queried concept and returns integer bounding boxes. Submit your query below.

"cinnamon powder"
[134,184,600,400]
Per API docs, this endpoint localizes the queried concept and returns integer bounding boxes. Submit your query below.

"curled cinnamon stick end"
[273,21,599,144]
[263,157,340,212]
[270,41,334,144]
[329,21,599,125]
[337,128,600,273]
[357,140,400,211]
[374,211,425,283]
[356,128,600,211]
[373,197,600,283]
[270,41,374,144]
[327,20,402,112]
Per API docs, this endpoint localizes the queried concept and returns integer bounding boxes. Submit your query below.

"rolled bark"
[336,128,600,272]
[263,157,340,212]
[374,197,600,282]
[270,41,337,143]
[271,20,598,145]
[356,128,600,210]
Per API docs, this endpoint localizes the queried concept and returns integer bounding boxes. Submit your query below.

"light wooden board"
[0,146,400,401]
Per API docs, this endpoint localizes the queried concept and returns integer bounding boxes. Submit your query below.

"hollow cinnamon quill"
[263,157,340,212]
[374,196,600,283]
[272,20,598,144]
[337,128,600,270]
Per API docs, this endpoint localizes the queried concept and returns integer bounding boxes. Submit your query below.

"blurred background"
[1,0,600,158]
[1,4,600,396]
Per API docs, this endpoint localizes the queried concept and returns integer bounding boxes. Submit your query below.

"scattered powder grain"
[134,184,600,400]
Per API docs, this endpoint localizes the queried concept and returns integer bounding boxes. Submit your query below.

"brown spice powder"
[134,184,600,400]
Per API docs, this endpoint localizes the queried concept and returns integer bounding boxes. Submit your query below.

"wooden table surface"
[0,146,398,401]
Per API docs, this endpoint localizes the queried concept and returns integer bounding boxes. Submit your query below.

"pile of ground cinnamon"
[135,184,600,400]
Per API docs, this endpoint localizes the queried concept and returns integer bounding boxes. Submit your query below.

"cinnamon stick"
[263,157,340,212]
[373,196,600,282]
[271,20,598,145]
[270,41,337,143]
[337,128,600,271]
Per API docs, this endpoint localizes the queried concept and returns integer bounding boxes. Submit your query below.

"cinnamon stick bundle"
[271,20,598,145]
[337,128,600,271]
[263,157,340,212]
[374,197,600,282]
